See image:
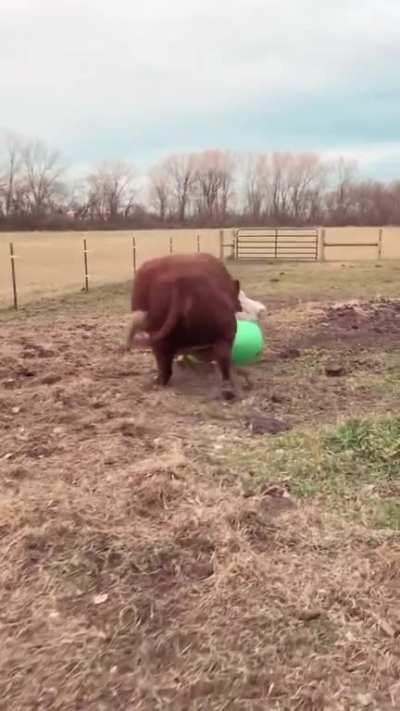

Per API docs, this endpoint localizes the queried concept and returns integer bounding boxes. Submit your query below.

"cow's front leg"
[236,367,253,391]
[152,342,174,386]
[213,340,236,401]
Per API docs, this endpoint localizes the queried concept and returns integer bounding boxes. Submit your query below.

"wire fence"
[2,226,400,310]
[2,229,227,310]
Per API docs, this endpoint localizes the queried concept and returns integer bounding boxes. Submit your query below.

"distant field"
[0,229,224,307]
[1,226,400,308]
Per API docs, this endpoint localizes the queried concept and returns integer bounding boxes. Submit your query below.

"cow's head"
[238,291,266,322]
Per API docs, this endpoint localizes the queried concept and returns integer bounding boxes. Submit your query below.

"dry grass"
[2,262,400,709]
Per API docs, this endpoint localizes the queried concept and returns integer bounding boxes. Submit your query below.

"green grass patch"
[374,501,400,530]
[325,417,400,478]
[224,415,400,529]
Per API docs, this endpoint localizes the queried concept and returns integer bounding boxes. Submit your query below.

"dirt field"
[2,261,400,710]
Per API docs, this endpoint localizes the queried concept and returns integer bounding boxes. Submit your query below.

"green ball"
[232,320,264,366]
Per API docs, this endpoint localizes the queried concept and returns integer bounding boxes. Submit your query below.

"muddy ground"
[1,290,400,710]
[2,296,400,438]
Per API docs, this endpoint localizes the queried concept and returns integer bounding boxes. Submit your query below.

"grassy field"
[1,261,400,709]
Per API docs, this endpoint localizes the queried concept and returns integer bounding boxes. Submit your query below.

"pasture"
[2,226,400,308]
[1,260,400,709]
[0,229,223,307]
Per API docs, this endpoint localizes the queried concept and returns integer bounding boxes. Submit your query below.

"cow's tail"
[151,285,180,342]
[126,310,148,350]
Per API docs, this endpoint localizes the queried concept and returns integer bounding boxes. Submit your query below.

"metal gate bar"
[235,228,319,261]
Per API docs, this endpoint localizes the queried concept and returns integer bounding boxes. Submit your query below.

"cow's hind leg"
[152,342,175,387]
[213,341,235,401]
[237,367,253,391]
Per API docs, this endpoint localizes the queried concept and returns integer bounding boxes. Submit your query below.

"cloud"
[321,143,400,181]
[1,0,400,177]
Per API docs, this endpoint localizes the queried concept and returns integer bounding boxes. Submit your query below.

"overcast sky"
[1,0,400,179]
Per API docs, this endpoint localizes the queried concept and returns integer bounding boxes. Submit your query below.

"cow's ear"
[233,279,242,311]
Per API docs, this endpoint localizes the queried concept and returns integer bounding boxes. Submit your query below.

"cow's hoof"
[153,375,171,388]
[221,385,235,401]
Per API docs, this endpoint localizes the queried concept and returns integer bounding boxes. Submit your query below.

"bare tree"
[288,153,329,222]
[86,161,137,221]
[218,152,236,220]
[256,152,330,224]
[61,178,88,220]
[325,157,358,224]
[388,181,400,224]
[20,139,65,216]
[0,132,23,217]
[3,129,400,229]
[194,150,236,222]
[268,152,294,221]
[242,153,270,220]
[348,180,395,225]
[148,160,173,221]
[164,153,196,222]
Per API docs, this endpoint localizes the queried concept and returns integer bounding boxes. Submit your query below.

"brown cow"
[126,253,241,399]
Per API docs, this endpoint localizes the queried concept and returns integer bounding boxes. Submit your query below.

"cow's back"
[131,253,240,312]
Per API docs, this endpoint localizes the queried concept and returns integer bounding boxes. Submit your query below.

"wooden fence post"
[219,229,224,260]
[197,234,201,253]
[9,242,18,310]
[83,238,89,292]
[169,236,173,255]
[132,235,137,274]
[378,228,383,260]
[320,229,326,262]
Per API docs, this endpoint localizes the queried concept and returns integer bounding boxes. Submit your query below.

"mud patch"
[308,298,400,350]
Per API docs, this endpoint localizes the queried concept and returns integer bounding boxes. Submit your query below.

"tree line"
[1,131,400,230]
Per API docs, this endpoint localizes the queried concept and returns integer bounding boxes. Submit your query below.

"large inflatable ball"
[232,319,264,366]
[180,320,265,368]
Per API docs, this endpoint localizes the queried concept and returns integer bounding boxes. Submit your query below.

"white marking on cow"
[237,291,266,322]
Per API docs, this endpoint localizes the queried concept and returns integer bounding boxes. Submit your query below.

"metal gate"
[235,227,319,261]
